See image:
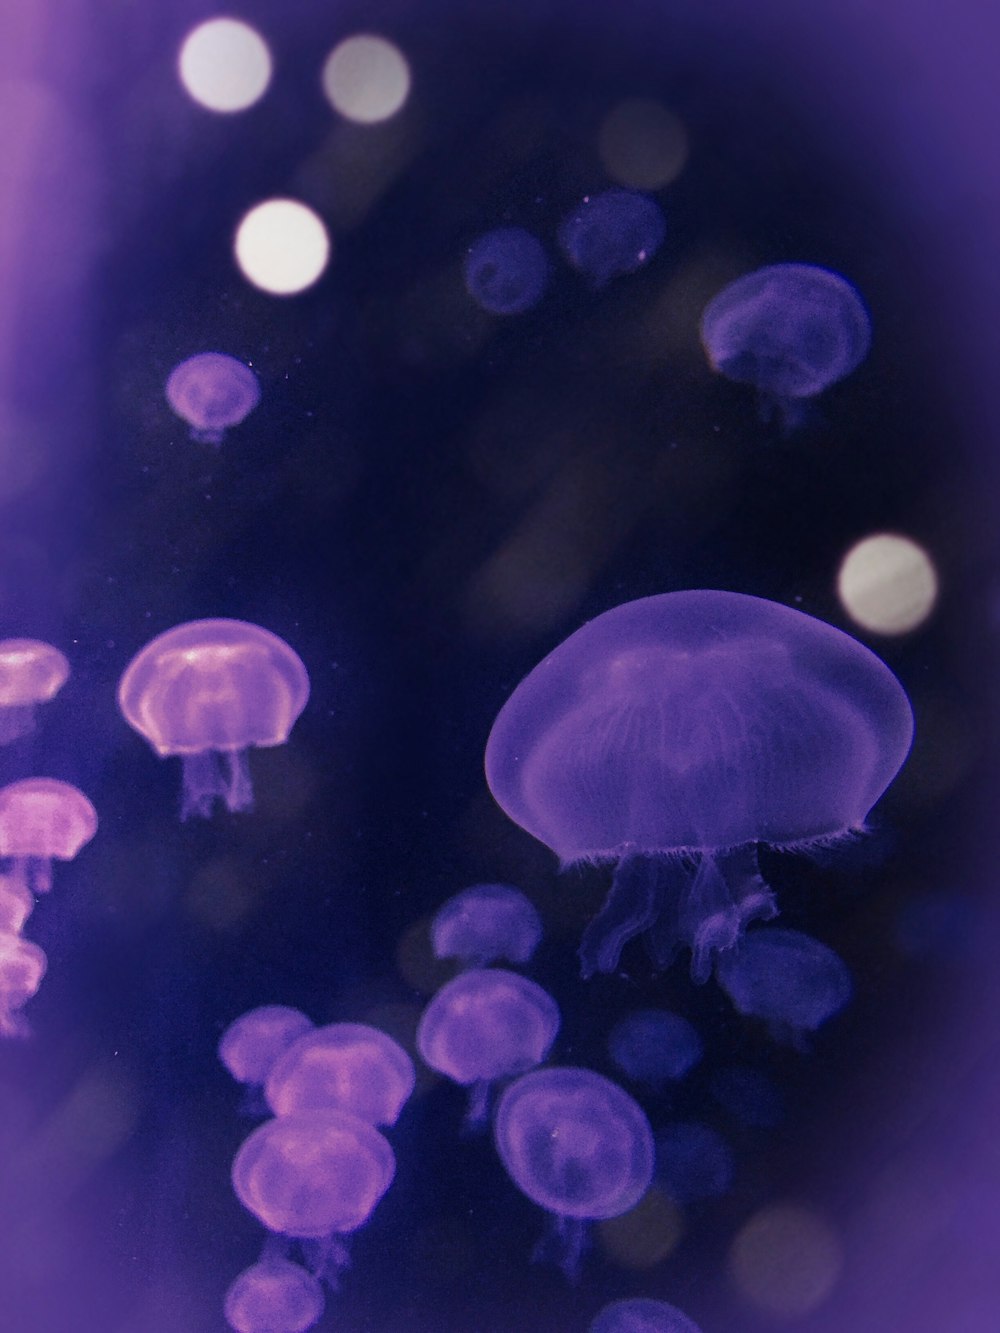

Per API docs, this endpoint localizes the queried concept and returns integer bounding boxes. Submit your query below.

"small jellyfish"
[0,777,97,894]
[265,1022,415,1127]
[485,591,913,982]
[0,639,70,744]
[557,189,665,288]
[224,1254,324,1333]
[463,228,550,316]
[0,875,35,934]
[493,1065,653,1278]
[607,1008,702,1090]
[590,1296,703,1333]
[165,352,261,444]
[0,932,46,1037]
[220,1006,315,1113]
[654,1121,734,1204]
[431,883,543,968]
[117,619,310,819]
[416,968,560,1126]
[714,927,852,1047]
[699,263,871,429]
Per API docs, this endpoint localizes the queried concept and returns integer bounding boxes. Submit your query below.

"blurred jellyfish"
[485,591,913,982]
[0,875,34,934]
[493,1066,653,1277]
[557,189,665,288]
[0,777,97,894]
[654,1121,734,1204]
[608,1008,702,1090]
[709,1064,784,1128]
[417,968,560,1126]
[0,932,46,1037]
[165,352,261,444]
[463,228,550,316]
[220,1006,314,1113]
[590,1296,703,1333]
[431,883,543,968]
[224,1253,324,1333]
[699,263,871,429]
[265,1023,415,1127]
[714,927,852,1048]
[117,619,310,819]
[0,639,70,744]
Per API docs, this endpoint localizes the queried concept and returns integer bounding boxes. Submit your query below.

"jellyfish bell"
[264,1022,416,1127]
[117,618,310,819]
[0,639,70,744]
[463,227,550,316]
[557,189,666,288]
[0,777,98,895]
[607,1008,702,1090]
[165,352,261,445]
[219,1005,315,1115]
[485,590,913,982]
[431,883,543,968]
[590,1296,704,1333]
[0,932,46,1038]
[223,1254,324,1333]
[0,875,35,934]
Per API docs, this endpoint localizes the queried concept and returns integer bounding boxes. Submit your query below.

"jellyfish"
[0,875,34,934]
[699,263,871,429]
[430,883,543,968]
[557,189,665,288]
[264,1022,416,1127]
[0,777,97,895]
[0,932,46,1037]
[220,1006,315,1113]
[484,590,913,982]
[117,618,310,819]
[590,1296,703,1333]
[493,1065,653,1277]
[714,927,852,1047]
[416,968,560,1126]
[607,1008,702,1090]
[165,351,261,444]
[224,1253,324,1333]
[0,639,70,744]
[463,227,550,316]
[654,1121,734,1204]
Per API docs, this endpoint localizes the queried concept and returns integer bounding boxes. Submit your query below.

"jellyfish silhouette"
[224,1253,324,1333]
[431,883,543,968]
[0,639,70,744]
[417,968,560,1126]
[699,263,871,429]
[590,1296,703,1333]
[608,1008,702,1090]
[165,352,261,444]
[714,927,852,1047]
[485,591,913,982]
[558,189,665,288]
[493,1065,653,1277]
[463,227,550,315]
[0,777,97,895]
[265,1023,415,1127]
[220,1006,315,1114]
[654,1121,734,1204]
[0,932,46,1037]
[117,619,310,819]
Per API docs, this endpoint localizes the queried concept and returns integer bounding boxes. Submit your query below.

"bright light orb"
[178,19,272,114]
[837,533,938,635]
[234,199,331,296]
[321,35,411,124]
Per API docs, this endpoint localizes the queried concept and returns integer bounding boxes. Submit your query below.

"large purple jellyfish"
[264,1023,416,1126]
[463,227,550,315]
[117,619,310,819]
[165,352,261,444]
[485,591,913,981]
[0,639,70,744]
[590,1297,703,1333]
[557,189,665,288]
[430,883,543,969]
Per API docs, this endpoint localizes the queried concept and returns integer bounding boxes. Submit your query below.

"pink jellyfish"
[219,1005,315,1115]
[264,1023,416,1127]
[165,352,260,445]
[0,932,46,1037]
[117,619,310,819]
[0,875,34,933]
[224,1254,324,1333]
[0,778,97,894]
[0,639,70,744]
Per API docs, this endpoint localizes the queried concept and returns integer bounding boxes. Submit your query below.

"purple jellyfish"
[608,1008,702,1090]
[0,932,46,1038]
[699,263,871,429]
[416,968,560,1126]
[117,619,310,819]
[165,351,261,444]
[493,1066,653,1277]
[0,639,70,744]
[714,927,852,1047]
[557,189,665,288]
[654,1121,734,1204]
[220,1006,315,1113]
[0,777,98,895]
[224,1254,324,1333]
[463,227,550,315]
[0,876,34,934]
[484,590,913,982]
[590,1297,703,1333]
[430,883,543,969]
[264,1023,415,1127]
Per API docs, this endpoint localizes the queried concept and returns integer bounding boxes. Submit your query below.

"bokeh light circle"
[837,532,938,634]
[233,199,331,296]
[729,1202,842,1318]
[177,19,272,113]
[598,98,689,189]
[321,35,411,124]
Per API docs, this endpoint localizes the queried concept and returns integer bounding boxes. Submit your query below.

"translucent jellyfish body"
[0,875,34,934]
[714,927,852,1047]
[485,590,913,982]
[224,1255,324,1333]
[699,263,871,428]
[590,1296,703,1333]
[608,1008,702,1089]
[0,932,46,1037]
[0,639,70,744]
[558,189,665,288]
[220,1005,315,1113]
[265,1023,415,1126]
[654,1121,734,1203]
[0,777,98,894]
[493,1066,653,1276]
[431,883,542,968]
[165,352,261,444]
[417,968,560,1125]
[117,619,310,819]
[463,227,550,315]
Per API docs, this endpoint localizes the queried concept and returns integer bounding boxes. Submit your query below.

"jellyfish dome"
[264,1022,416,1127]
[0,639,70,744]
[557,189,666,288]
[117,618,310,819]
[165,351,261,444]
[224,1256,324,1333]
[0,932,46,1037]
[714,927,853,1046]
[654,1121,734,1204]
[431,883,543,968]
[608,1008,702,1089]
[485,590,913,982]
[0,777,98,894]
[219,1006,315,1089]
[463,227,550,316]
[699,263,871,428]
[494,1066,653,1276]
[590,1296,703,1333]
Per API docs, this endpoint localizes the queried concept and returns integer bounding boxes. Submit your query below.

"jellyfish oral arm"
[531,1213,588,1282]
[180,748,254,819]
[679,845,777,982]
[579,852,666,978]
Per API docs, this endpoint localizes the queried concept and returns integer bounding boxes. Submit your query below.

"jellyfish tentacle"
[463,1079,491,1131]
[532,1213,587,1282]
[222,748,254,813]
[579,852,666,978]
[682,845,777,983]
[299,1234,351,1290]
